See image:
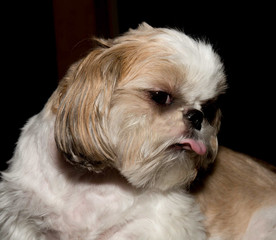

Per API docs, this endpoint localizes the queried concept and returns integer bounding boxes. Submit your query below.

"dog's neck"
[9,106,136,200]
[3,103,207,238]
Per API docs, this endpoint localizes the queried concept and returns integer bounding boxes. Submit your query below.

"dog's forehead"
[157,29,225,102]
[119,27,226,103]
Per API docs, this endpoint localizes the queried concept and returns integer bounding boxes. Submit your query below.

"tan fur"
[50,29,183,173]
[52,47,118,172]
[47,24,225,190]
[7,23,272,239]
[193,146,276,239]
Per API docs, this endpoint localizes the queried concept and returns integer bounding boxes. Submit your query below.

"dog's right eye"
[149,91,172,105]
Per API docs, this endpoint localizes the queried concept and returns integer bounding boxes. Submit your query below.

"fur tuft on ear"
[51,42,120,172]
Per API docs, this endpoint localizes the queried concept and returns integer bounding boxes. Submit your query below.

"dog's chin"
[117,141,216,191]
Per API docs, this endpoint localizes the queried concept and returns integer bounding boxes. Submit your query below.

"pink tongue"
[179,139,206,156]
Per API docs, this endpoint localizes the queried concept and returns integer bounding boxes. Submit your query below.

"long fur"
[192,147,276,240]
[1,22,275,240]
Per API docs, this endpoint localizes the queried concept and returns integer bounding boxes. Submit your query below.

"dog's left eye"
[150,91,172,105]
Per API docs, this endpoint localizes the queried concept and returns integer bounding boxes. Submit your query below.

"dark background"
[2,1,275,170]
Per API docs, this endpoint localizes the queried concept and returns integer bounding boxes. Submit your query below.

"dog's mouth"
[171,139,206,156]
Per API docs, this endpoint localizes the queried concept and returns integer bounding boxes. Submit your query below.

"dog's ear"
[212,108,222,135]
[211,108,222,155]
[53,39,120,172]
[201,100,223,159]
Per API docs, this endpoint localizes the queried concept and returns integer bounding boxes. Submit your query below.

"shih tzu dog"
[0,23,275,240]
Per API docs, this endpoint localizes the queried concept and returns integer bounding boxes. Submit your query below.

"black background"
[2,1,275,170]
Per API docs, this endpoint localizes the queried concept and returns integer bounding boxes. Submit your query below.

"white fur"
[243,206,276,240]
[0,24,226,239]
[0,108,205,239]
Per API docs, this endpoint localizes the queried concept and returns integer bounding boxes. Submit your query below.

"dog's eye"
[150,91,172,105]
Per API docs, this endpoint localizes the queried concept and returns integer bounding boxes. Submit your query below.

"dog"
[0,23,275,239]
[192,147,276,240]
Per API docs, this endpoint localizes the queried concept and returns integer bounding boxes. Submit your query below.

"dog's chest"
[43,180,135,238]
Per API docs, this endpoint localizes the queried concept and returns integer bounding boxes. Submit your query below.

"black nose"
[186,109,204,130]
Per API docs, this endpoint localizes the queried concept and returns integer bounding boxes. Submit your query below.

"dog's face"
[52,23,226,190]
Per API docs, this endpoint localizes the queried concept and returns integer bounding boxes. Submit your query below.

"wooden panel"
[53,0,97,79]
[53,0,119,79]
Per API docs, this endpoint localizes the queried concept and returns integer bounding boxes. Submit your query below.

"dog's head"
[52,23,226,190]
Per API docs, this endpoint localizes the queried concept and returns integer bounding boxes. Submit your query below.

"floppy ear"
[53,40,120,172]
[202,98,223,134]
[211,108,222,155]
[201,100,223,160]
[213,108,222,135]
